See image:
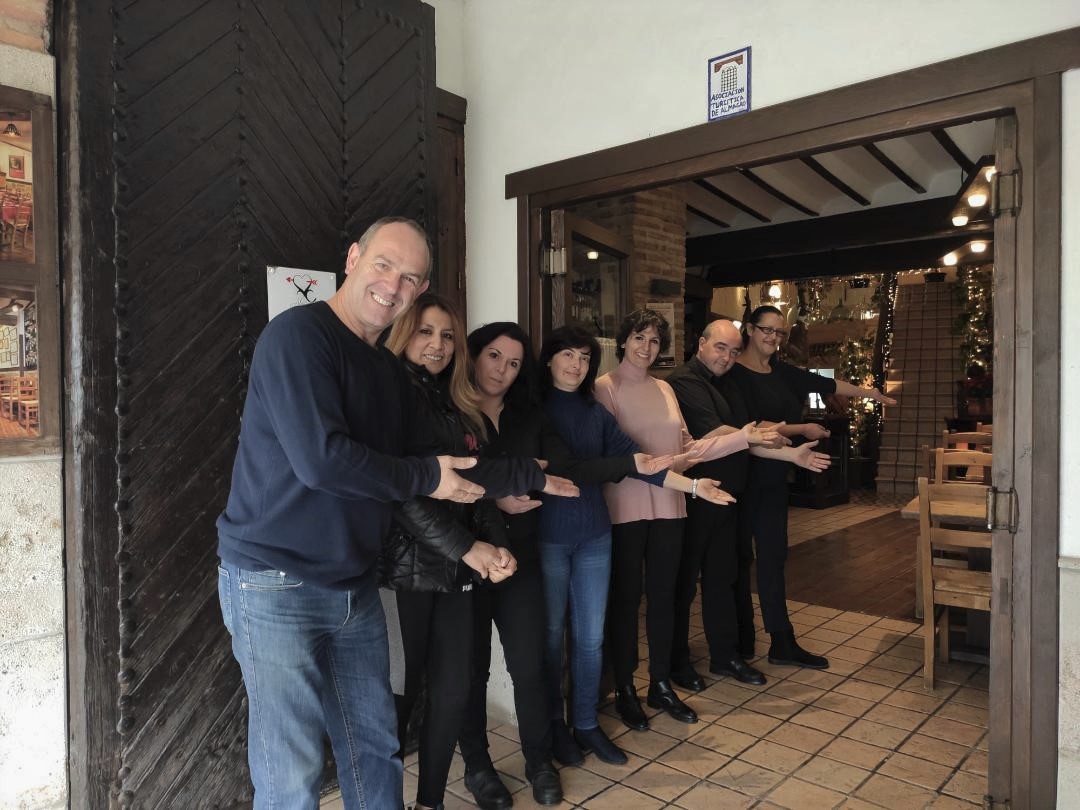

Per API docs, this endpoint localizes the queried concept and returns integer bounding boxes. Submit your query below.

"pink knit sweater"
[595,363,749,523]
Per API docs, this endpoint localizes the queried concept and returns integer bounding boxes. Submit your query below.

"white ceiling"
[684,119,996,236]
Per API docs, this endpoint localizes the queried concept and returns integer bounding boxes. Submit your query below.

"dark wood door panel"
[59,0,437,805]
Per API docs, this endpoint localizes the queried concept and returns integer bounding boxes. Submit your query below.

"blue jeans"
[217,563,402,810]
[538,532,611,730]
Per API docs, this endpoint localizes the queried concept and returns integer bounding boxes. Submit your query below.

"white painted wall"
[451,0,1080,327]
[0,41,66,810]
[1058,68,1080,801]
[430,0,464,97]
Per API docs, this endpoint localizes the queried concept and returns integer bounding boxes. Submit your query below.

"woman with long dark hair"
[456,322,676,806]
[730,304,895,669]
[538,325,739,764]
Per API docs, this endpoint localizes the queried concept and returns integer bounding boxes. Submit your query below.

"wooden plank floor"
[754,510,918,621]
[0,414,34,438]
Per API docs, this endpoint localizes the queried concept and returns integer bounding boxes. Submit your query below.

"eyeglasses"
[752,325,788,338]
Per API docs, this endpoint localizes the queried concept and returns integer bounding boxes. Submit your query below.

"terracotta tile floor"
[322,593,989,809]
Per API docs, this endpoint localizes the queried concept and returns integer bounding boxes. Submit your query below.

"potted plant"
[958,364,993,417]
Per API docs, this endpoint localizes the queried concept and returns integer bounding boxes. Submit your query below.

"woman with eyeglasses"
[730,305,896,669]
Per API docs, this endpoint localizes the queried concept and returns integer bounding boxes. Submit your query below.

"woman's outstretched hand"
[496,494,542,514]
[694,478,737,506]
[743,421,788,448]
[866,387,897,406]
[801,423,832,441]
[793,440,832,472]
[634,452,675,475]
[542,474,580,498]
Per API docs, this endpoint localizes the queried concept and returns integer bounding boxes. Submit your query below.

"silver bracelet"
[691,479,699,499]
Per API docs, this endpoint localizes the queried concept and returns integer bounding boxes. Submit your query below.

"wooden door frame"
[548,211,632,338]
[507,28,1074,808]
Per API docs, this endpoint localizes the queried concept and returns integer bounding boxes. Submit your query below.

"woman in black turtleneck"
[729,305,896,670]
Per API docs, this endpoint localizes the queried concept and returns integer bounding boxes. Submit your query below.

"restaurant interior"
[0,107,37,439]
[558,118,998,668]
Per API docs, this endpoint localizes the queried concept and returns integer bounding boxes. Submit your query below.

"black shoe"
[463,767,513,810]
[525,759,563,806]
[614,684,648,730]
[646,679,698,723]
[669,665,706,692]
[768,630,829,669]
[709,655,767,685]
[550,718,584,766]
[573,726,628,765]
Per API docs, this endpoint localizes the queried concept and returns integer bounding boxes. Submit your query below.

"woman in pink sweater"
[596,309,769,730]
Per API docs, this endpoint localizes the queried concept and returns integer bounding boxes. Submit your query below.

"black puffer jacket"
[379,361,545,592]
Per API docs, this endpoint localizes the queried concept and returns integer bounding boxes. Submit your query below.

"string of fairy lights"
[956,265,993,371]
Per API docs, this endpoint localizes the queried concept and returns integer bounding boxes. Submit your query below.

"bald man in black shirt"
[667,319,830,688]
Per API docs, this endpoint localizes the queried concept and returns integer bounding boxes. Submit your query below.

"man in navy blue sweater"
[217,217,484,810]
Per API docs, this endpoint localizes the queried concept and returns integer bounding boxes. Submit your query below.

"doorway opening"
[510,53,1061,803]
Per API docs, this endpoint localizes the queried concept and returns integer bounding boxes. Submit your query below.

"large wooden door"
[57,1,436,806]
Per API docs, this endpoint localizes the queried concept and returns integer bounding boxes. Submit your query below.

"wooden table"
[900,493,986,527]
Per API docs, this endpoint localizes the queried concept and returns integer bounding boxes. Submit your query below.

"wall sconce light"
[949,155,995,227]
[940,240,994,268]
[2,122,20,137]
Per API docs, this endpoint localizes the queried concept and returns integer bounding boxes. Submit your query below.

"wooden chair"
[16,376,38,430]
[932,447,992,484]
[941,430,992,451]
[0,374,17,419]
[11,203,32,247]
[918,477,992,689]
[976,422,993,434]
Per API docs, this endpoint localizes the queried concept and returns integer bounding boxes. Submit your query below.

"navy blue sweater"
[217,302,440,586]
[539,389,665,545]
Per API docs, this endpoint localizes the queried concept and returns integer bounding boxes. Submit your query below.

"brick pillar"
[572,188,687,361]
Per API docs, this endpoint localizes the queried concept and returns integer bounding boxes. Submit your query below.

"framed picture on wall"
[9,155,24,180]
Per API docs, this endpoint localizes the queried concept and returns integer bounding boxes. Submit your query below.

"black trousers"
[608,518,684,684]
[458,566,552,771]
[394,588,472,808]
[672,497,745,669]
[737,479,793,635]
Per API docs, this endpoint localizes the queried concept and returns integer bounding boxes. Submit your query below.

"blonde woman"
[383,293,573,810]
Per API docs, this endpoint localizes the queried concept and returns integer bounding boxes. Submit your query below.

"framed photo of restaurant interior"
[0,84,60,455]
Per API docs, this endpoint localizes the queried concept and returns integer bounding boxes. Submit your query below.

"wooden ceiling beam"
[740,168,819,217]
[686,197,989,266]
[705,234,991,285]
[800,156,870,206]
[863,143,926,193]
[931,128,977,176]
[694,178,770,222]
[679,181,731,228]
[687,205,730,229]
